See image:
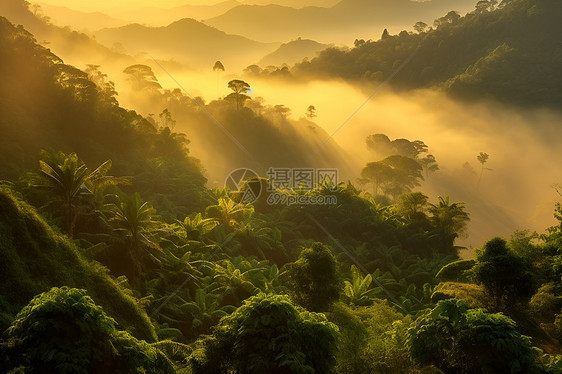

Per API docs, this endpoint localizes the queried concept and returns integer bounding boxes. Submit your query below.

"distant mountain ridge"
[111,0,242,26]
[291,0,562,108]
[95,18,279,69]
[206,0,477,43]
[256,38,330,67]
[37,2,127,31]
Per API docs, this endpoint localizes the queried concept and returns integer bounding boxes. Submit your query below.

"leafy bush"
[407,299,543,373]
[281,242,341,312]
[2,287,174,374]
[189,293,339,373]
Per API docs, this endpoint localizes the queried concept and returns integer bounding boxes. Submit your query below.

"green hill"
[292,0,562,107]
[0,15,207,214]
[0,185,157,341]
[256,38,330,66]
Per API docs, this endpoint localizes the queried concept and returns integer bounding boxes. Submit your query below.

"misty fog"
[92,61,560,253]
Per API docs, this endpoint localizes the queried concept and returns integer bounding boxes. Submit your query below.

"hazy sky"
[34,1,226,12]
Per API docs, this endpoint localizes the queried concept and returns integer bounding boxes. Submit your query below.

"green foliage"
[529,283,562,323]
[474,237,535,310]
[361,155,424,198]
[189,293,339,374]
[292,0,562,107]
[0,186,156,341]
[226,79,251,110]
[281,242,341,312]
[436,259,476,283]
[342,265,381,306]
[103,192,162,285]
[430,282,490,309]
[354,300,415,373]
[1,7,561,372]
[394,192,429,223]
[407,299,543,373]
[0,16,206,213]
[2,287,173,373]
[37,151,113,236]
[428,196,470,240]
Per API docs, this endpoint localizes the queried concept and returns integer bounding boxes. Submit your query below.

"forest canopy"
[1,0,562,373]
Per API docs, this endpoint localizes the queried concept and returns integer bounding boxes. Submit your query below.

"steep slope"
[95,18,278,69]
[0,15,207,213]
[0,0,132,68]
[0,186,157,341]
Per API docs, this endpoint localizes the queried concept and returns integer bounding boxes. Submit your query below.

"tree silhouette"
[360,161,393,196]
[213,60,225,95]
[474,237,535,310]
[213,60,225,72]
[361,155,424,198]
[158,108,176,130]
[420,154,439,177]
[413,21,428,33]
[434,11,461,28]
[477,152,490,187]
[428,196,470,239]
[226,79,251,110]
[306,105,317,119]
[123,64,161,91]
[381,28,390,39]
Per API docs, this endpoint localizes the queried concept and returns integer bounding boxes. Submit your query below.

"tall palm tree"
[181,288,235,333]
[208,261,259,306]
[104,192,162,284]
[428,196,470,238]
[39,151,112,237]
[205,197,254,229]
[177,213,219,241]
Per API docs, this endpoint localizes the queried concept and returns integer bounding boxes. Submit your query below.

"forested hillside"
[287,0,562,107]
[1,1,562,373]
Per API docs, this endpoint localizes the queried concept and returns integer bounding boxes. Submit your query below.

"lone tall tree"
[213,60,225,94]
[477,152,489,188]
[306,105,317,119]
[227,79,251,110]
[381,28,390,39]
